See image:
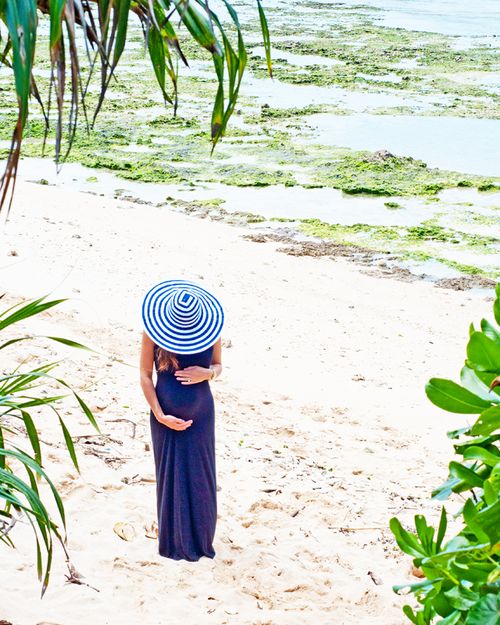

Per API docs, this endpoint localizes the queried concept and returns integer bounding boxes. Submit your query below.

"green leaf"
[57,415,79,473]
[485,463,500,494]
[147,18,174,105]
[422,540,491,565]
[465,594,498,625]
[211,82,224,141]
[471,405,500,436]
[389,517,426,559]
[402,605,419,625]
[425,378,492,414]
[452,560,497,585]
[454,434,500,453]
[483,479,497,505]
[21,410,42,466]
[474,371,500,397]
[494,287,500,325]
[436,507,447,551]
[415,514,435,555]
[445,585,479,611]
[463,446,500,467]
[481,318,500,342]
[438,611,462,625]
[0,297,67,331]
[393,578,442,594]
[460,366,500,403]
[462,499,491,544]
[45,336,94,351]
[3,0,36,119]
[73,392,100,433]
[176,0,221,54]
[475,499,500,545]
[0,447,66,528]
[449,461,484,489]
[432,475,463,500]
[447,426,471,439]
[467,332,500,373]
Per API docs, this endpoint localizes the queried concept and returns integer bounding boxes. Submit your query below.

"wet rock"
[434,276,496,291]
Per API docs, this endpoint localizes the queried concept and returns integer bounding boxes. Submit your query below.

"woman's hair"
[156,348,179,372]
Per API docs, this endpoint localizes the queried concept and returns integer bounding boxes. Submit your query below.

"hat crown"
[168,289,202,326]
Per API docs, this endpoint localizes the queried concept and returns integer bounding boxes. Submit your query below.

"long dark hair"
[156,347,179,372]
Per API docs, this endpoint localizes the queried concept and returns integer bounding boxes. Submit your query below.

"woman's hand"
[174,366,211,385]
[156,413,193,431]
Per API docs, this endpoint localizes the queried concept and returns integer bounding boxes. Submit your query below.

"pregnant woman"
[139,279,224,561]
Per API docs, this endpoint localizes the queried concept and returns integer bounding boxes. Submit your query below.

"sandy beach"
[0,179,494,625]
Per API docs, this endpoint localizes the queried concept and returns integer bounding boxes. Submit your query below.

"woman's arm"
[174,337,223,385]
[209,337,223,380]
[140,332,192,431]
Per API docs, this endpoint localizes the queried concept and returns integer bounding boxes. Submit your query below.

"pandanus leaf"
[49,0,66,60]
[0,296,67,331]
[112,0,132,65]
[257,0,272,77]
[148,22,173,103]
[0,0,37,210]
[176,0,221,55]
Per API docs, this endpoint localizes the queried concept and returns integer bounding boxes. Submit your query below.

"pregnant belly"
[155,378,214,420]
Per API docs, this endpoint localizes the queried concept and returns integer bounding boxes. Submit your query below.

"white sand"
[0,179,493,625]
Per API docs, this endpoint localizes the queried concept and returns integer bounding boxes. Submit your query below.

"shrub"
[390,284,500,625]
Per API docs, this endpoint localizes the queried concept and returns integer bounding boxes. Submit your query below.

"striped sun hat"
[141,279,224,354]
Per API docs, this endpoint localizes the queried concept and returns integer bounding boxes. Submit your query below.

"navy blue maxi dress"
[149,344,217,561]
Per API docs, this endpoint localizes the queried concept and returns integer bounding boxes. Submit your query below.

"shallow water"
[302,113,500,176]
[240,75,444,112]
[17,157,500,233]
[337,0,500,36]
[250,46,343,68]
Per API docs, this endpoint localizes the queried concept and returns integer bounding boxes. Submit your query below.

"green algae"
[384,201,402,209]
[296,218,499,279]
[246,20,500,118]
[311,151,492,197]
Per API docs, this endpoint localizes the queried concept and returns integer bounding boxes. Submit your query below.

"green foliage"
[0,295,99,596]
[391,284,500,625]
